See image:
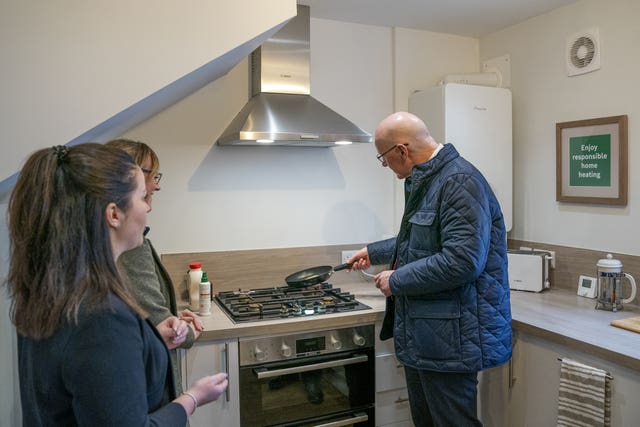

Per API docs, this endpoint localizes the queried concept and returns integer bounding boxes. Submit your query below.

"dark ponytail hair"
[6,143,145,339]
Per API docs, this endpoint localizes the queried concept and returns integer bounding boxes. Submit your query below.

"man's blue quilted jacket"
[368,144,512,372]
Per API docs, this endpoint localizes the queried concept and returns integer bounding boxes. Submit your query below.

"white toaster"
[507,250,550,292]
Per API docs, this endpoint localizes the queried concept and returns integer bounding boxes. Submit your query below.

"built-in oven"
[238,324,375,427]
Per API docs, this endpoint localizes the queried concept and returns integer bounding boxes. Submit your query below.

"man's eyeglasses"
[142,168,163,184]
[376,144,408,163]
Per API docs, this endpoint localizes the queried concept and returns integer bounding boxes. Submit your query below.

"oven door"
[240,348,374,427]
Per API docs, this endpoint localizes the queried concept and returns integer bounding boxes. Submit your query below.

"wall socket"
[520,246,556,269]
[341,250,358,264]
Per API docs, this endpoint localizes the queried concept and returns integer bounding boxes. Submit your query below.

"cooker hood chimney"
[217,5,371,147]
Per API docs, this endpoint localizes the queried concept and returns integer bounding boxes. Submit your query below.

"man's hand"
[346,247,371,271]
[374,270,393,297]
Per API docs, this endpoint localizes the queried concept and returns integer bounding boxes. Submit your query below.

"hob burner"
[215,283,371,323]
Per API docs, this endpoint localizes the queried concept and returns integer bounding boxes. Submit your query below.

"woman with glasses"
[7,143,227,425]
[106,138,206,397]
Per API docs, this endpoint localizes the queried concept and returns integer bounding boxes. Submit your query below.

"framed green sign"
[556,115,628,205]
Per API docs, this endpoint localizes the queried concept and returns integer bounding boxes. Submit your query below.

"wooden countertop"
[509,288,640,371]
[194,280,640,371]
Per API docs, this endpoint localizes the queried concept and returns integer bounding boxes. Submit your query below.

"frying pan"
[285,262,353,288]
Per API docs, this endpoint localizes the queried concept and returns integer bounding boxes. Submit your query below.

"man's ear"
[105,202,121,229]
[396,144,408,161]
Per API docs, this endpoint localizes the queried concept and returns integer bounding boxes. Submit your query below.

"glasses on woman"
[141,168,163,184]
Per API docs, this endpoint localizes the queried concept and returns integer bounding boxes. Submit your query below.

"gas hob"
[215,283,371,323]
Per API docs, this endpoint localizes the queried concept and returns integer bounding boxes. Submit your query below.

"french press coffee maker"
[595,253,637,312]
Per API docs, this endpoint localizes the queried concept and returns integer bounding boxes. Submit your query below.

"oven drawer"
[376,353,406,392]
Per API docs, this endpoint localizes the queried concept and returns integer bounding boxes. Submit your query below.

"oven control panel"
[238,324,374,366]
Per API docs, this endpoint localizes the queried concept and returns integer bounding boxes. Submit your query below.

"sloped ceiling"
[299,0,579,37]
[0,1,296,198]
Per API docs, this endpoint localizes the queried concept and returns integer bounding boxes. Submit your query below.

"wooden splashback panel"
[162,244,365,298]
[162,240,640,306]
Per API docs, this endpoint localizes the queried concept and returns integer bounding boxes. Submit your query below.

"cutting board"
[610,316,640,334]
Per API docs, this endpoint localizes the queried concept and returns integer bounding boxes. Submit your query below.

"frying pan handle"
[333,262,354,272]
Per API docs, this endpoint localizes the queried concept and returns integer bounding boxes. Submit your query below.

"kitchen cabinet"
[477,358,510,426]
[506,330,640,427]
[181,339,240,427]
[375,321,413,427]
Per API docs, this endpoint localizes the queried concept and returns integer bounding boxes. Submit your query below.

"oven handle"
[253,354,369,379]
[311,412,369,427]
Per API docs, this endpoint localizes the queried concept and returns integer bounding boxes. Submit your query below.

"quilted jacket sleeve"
[367,237,396,266]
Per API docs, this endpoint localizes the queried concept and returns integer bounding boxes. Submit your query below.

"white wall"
[392,27,480,228]
[480,0,640,255]
[122,19,481,255]
[394,27,480,111]
[123,19,396,254]
[0,0,295,179]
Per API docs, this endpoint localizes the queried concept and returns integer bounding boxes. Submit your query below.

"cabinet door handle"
[395,396,409,404]
[508,355,516,389]
[179,349,187,392]
[223,343,230,402]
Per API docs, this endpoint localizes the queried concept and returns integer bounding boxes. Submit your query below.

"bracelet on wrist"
[182,391,198,415]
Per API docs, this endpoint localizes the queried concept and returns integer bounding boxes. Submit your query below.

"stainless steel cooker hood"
[217,5,371,147]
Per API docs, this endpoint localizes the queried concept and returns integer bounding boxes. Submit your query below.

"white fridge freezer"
[409,83,513,231]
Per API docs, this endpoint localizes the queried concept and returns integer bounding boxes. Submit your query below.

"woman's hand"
[175,372,229,416]
[156,316,189,349]
[188,372,229,405]
[179,309,205,332]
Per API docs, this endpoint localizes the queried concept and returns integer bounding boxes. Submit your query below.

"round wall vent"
[566,28,600,76]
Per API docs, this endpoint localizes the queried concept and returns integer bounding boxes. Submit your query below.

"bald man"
[348,112,512,427]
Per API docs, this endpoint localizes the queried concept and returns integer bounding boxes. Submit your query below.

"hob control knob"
[352,332,366,347]
[254,345,266,362]
[280,342,292,358]
[330,335,343,350]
